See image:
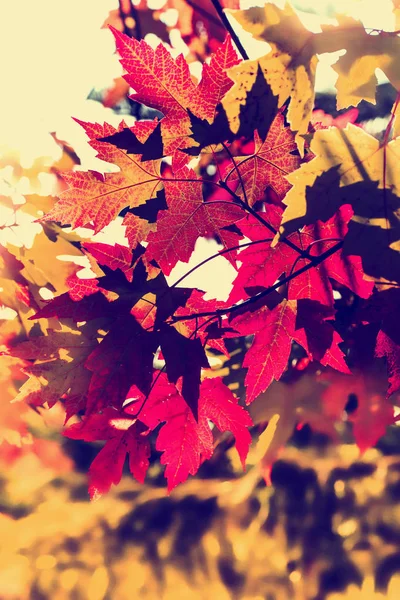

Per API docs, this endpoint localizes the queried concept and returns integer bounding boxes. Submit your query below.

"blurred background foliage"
[2,0,400,598]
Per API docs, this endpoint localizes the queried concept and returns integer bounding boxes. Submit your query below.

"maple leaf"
[225,112,301,206]
[10,328,96,408]
[145,169,244,275]
[321,373,396,453]
[278,124,400,283]
[222,62,279,145]
[376,329,400,396]
[231,299,297,404]
[248,374,343,474]
[64,410,150,499]
[191,34,241,122]
[66,273,99,302]
[28,257,161,414]
[370,288,400,396]
[0,248,36,333]
[318,15,400,109]
[229,205,372,308]
[294,299,350,374]
[82,242,135,282]
[110,29,239,157]
[289,207,374,303]
[32,289,113,322]
[85,315,158,413]
[231,295,349,404]
[1,222,85,334]
[226,3,316,153]
[122,211,156,251]
[41,120,163,233]
[0,354,32,449]
[310,107,359,130]
[100,121,164,161]
[229,3,400,150]
[121,187,167,248]
[88,423,150,500]
[174,289,230,356]
[127,374,252,491]
[110,25,197,156]
[160,324,210,418]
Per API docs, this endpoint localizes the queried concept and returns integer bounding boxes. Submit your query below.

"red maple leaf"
[159,324,210,418]
[64,410,150,499]
[229,205,373,307]
[376,330,400,396]
[66,274,99,301]
[231,296,349,403]
[371,290,400,397]
[231,299,297,403]
[226,112,301,206]
[294,300,350,374]
[110,29,239,157]
[174,289,230,356]
[126,374,252,491]
[82,242,135,282]
[84,316,157,412]
[41,120,162,233]
[191,35,241,122]
[123,211,155,250]
[321,373,396,454]
[145,168,244,274]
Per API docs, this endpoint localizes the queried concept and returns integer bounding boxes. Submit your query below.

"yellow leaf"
[252,413,280,464]
[278,124,400,282]
[228,3,400,151]
[227,3,317,154]
[12,327,96,408]
[318,15,400,109]
[281,124,399,226]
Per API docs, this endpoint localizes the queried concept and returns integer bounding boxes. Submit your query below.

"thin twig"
[381,91,400,235]
[222,141,249,205]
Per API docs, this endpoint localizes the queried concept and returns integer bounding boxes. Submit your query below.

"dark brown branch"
[171,240,343,322]
[217,180,312,260]
[170,237,273,288]
[186,0,225,29]
[221,141,249,205]
[210,0,249,60]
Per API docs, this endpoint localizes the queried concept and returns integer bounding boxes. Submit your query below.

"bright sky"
[0,0,395,164]
[0,0,397,299]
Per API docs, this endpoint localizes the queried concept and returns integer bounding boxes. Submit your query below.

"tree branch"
[186,0,225,29]
[170,237,273,288]
[217,179,311,260]
[210,0,249,60]
[221,141,249,205]
[171,240,343,322]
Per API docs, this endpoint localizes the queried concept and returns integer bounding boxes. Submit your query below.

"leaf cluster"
[2,0,400,497]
